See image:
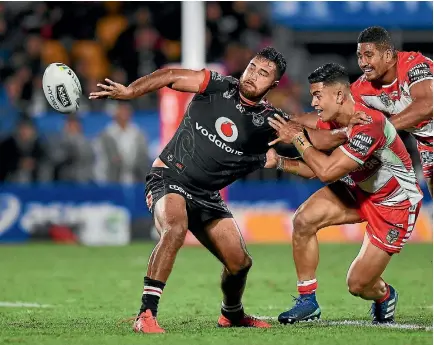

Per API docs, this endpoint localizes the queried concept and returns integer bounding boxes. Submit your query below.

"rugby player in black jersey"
[90,47,346,333]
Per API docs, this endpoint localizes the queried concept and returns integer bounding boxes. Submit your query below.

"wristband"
[277,156,284,171]
[292,133,313,158]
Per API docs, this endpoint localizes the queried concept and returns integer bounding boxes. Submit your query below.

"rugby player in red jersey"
[351,26,433,196]
[268,63,423,325]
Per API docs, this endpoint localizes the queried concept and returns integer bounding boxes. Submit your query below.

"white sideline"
[254,316,433,331]
[0,301,53,308]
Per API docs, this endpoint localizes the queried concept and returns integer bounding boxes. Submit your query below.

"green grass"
[0,243,432,345]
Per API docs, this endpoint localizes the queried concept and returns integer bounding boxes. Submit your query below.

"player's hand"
[89,79,134,100]
[347,111,372,133]
[264,148,279,169]
[268,114,304,146]
[349,111,372,126]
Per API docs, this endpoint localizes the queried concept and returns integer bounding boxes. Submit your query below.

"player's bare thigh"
[194,218,252,275]
[153,193,188,237]
[293,182,362,233]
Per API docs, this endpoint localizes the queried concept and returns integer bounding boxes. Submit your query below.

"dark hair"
[357,26,394,51]
[256,46,287,80]
[308,63,350,86]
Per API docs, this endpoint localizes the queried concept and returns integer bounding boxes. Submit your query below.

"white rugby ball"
[42,63,82,113]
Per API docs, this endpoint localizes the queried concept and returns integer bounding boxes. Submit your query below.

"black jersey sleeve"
[198,69,237,94]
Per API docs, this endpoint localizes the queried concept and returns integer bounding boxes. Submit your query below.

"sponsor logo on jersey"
[169,185,193,199]
[408,62,433,85]
[354,156,381,172]
[215,117,239,142]
[348,133,375,156]
[195,122,243,155]
[55,84,72,108]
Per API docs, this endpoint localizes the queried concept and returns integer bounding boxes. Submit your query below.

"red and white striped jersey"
[351,51,433,144]
[339,103,423,207]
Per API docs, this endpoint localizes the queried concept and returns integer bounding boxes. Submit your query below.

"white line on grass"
[0,301,53,308]
[254,316,433,331]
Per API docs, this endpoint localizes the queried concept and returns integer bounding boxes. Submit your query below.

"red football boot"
[133,310,165,333]
[218,314,271,328]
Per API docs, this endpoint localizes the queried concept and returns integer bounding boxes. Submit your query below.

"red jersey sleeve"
[401,52,433,89]
[339,115,385,165]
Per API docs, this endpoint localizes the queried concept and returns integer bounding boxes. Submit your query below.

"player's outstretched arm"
[89,69,206,100]
[389,80,433,130]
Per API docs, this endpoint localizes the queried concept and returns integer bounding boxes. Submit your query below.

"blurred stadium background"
[0,1,432,246]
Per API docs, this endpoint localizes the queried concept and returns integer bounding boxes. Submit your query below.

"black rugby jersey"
[160,69,288,192]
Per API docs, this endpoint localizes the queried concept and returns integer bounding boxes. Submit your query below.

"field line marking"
[0,301,53,308]
[254,316,433,331]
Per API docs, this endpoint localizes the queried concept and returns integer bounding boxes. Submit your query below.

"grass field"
[0,243,432,345]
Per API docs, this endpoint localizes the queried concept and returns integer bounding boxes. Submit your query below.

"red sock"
[376,284,390,304]
[297,278,318,295]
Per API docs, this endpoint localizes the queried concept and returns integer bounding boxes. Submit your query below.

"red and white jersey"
[339,103,423,207]
[351,51,433,143]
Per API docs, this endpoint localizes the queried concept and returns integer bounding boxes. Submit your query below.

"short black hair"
[308,63,349,86]
[357,26,394,51]
[256,46,287,80]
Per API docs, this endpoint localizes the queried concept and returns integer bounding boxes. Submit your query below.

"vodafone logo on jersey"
[215,117,239,142]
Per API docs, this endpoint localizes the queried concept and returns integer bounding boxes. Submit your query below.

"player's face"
[240,57,278,100]
[357,43,389,81]
[309,82,340,122]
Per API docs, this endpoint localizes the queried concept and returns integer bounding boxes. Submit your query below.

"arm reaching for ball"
[89,69,207,100]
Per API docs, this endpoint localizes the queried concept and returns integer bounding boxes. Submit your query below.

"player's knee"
[226,254,252,276]
[292,208,316,238]
[347,277,368,297]
[159,217,188,247]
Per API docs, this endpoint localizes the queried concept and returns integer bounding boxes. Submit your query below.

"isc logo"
[169,185,193,199]
[56,84,72,107]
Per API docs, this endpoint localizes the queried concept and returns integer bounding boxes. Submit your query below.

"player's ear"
[336,89,344,104]
[271,81,279,89]
[385,49,394,63]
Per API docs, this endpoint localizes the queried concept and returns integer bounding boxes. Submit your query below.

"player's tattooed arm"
[389,79,433,130]
[265,148,316,178]
[89,69,207,99]
[268,114,347,151]
[297,139,360,183]
[304,128,347,151]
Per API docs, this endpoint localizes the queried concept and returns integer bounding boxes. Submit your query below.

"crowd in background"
[0,2,428,185]
[0,1,302,115]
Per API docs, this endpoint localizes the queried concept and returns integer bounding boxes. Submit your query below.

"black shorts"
[145,167,233,233]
